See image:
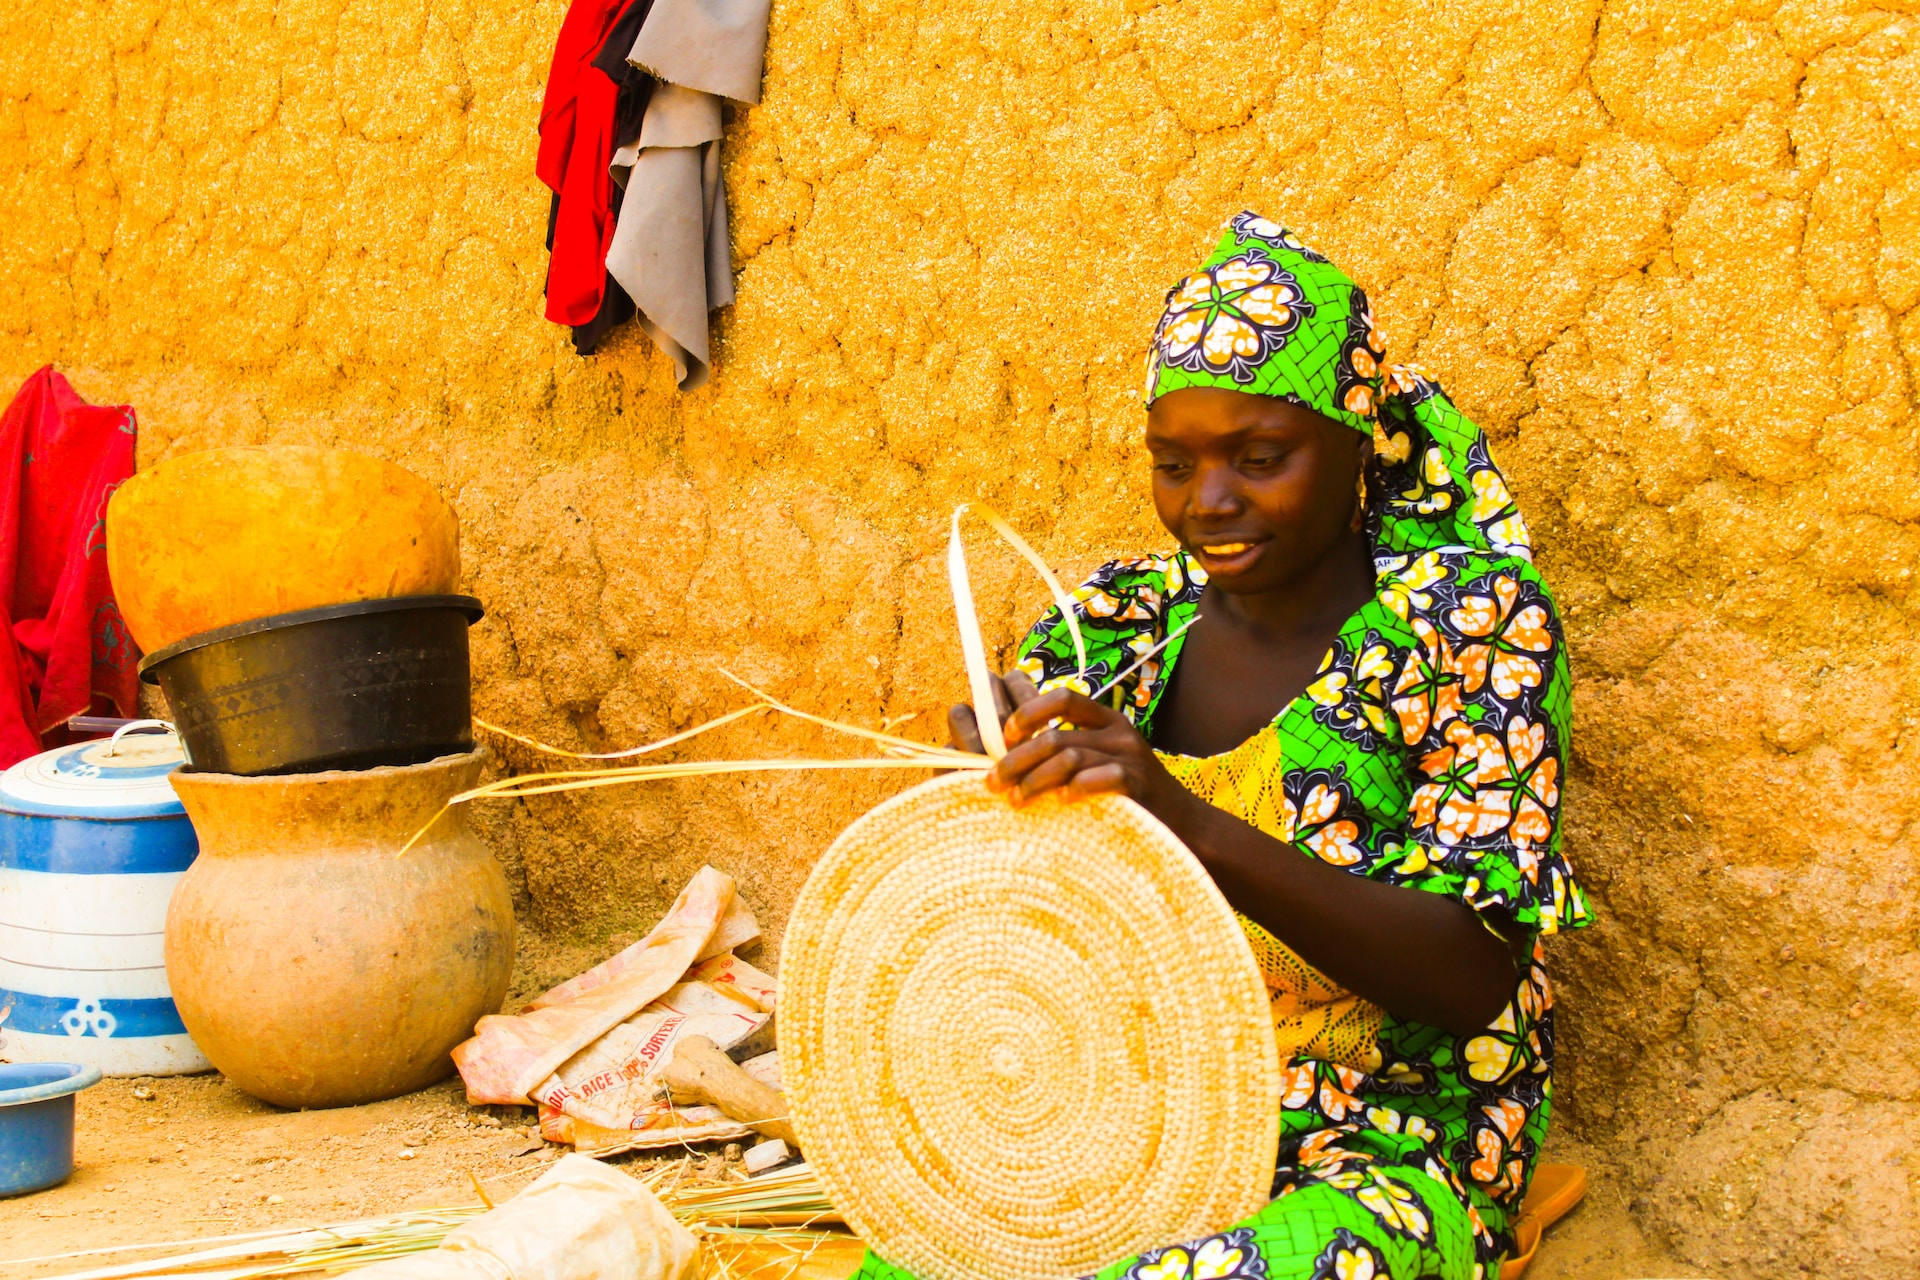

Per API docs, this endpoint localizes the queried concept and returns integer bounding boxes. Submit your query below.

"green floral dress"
[854,213,1590,1280]
[1017,537,1586,1280]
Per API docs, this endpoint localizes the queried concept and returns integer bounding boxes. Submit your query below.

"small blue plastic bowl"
[0,1062,102,1197]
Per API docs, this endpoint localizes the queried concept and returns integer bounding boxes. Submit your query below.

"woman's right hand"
[946,671,1042,752]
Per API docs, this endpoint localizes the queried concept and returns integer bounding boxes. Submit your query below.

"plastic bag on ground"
[529,893,761,1010]
[535,957,780,1153]
[452,866,738,1103]
[345,1154,698,1280]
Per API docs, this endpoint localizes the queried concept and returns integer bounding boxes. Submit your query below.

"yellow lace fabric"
[1158,732,1386,1072]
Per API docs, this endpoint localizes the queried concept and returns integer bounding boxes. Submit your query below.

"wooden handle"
[660,1034,798,1148]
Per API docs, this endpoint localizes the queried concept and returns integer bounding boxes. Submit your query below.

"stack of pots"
[105,448,515,1109]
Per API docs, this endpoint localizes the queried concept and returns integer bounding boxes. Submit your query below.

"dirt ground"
[0,1074,573,1275]
[0,1073,1711,1280]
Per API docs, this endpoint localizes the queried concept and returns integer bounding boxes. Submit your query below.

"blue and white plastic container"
[0,729,208,1076]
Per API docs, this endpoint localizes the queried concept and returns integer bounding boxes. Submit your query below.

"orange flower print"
[1469,1099,1530,1198]
[1295,1127,1361,1170]
[1382,363,1439,400]
[1470,1128,1506,1185]
[1445,638,1490,698]
[1318,1066,1367,1122]
[1282,770,1369,866]
[1280,1062,1319,1109]
[1465,1202,1497,1254]
[1335,290,1387,421]
[1411,721,1514,846]
[1391,618,1468,744]
[1075,582,1156,623]
[1466,1105,1528,1182]
[1421,714,1560,860]
[1503,716,1560,858]
[1446,575,1554,701]
[1516,951,1552,1021]
[1153,253,1315,384]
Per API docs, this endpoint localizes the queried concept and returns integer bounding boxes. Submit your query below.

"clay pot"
[164,752,514,1109]
[106,446,461,653]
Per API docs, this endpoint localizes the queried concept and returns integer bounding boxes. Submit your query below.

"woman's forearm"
[1154,784,1520,1035]
[977,682,1522,1034]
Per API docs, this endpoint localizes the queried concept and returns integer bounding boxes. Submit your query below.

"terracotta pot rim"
[170,748,486,788]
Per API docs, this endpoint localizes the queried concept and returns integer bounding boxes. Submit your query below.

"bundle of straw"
[9,1210,488,1280]
[11,1164,848,1280]
[653,1160,839,1228]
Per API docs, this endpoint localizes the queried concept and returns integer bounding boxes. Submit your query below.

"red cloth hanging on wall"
[0,367,140,766]
[539,0,634,327]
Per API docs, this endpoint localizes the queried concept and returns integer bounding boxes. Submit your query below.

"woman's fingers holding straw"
[947,671,1041,754]
[947,700,988,754]
[989,684,1174,809]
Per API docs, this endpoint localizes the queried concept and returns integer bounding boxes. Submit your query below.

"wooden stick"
[659,1035,798,1149]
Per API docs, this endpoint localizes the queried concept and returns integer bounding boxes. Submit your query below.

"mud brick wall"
[5,2,1919,1273]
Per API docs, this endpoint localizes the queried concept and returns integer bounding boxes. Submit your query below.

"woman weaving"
[863,217,1591,1280]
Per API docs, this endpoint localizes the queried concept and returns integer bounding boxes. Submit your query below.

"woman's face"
[1145,386,1369,595]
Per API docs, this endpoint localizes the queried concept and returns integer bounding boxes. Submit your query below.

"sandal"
[1498,1164,1588,1280]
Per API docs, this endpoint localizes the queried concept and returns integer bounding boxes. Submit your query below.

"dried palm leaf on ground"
[698,1230,864,1280]
[16,1163,845,1280]
[13,1209,490,1280]
[652,1159,839,1228]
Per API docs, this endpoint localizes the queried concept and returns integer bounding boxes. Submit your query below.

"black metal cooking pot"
[137,595,484,776]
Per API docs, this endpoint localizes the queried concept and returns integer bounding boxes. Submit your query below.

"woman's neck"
[1148,527,1377,757]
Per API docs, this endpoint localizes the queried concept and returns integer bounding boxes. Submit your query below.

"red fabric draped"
[539,0,631,326]
[0,368,140,766]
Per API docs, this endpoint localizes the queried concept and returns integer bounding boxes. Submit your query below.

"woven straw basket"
[783,770,1281,1280]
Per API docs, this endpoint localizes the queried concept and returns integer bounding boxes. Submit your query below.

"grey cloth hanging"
[626,0,770,104]
[604,0,769,390]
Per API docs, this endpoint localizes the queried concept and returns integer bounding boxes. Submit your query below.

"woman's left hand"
[986,673,1186,817]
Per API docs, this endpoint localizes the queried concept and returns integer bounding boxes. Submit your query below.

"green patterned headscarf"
[1144,212,1535,565]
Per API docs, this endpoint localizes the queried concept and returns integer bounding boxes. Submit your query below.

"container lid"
[0,731,187,819]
